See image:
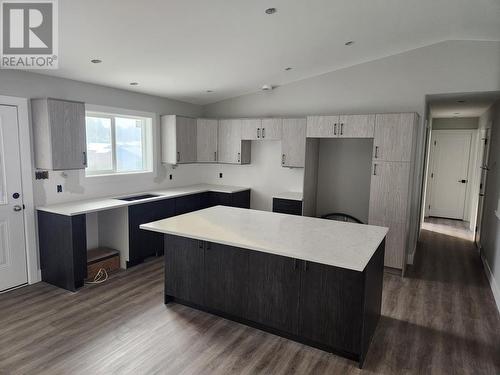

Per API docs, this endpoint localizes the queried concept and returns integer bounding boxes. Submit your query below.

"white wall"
[432,117,479,129]
[0,70,203,208]
[315,139,373,223]
[203,39,500,262]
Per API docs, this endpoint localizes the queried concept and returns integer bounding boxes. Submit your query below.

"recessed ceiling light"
[344,41,354,46]
[454,112,460,114]
[457,100,465,103]
[206,90,214,93]
[265,7,277,14]
[129,82,139,86]
[90,59,102,64]
[284,67,292,71]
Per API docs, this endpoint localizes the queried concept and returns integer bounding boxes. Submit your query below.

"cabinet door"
[338,114,375,138]
[247,251,300,334]
[176,117,197,163]
[128,199,175,266]
[218,119,242,163]
[164,235,205,305]
[373,113,415,162]
[368,161,410,224]
[281,118,306,167]
[306,116,338,138]
[298,261,364,355]
[272,198,303,215]
[241,118,261,140]
[49,99,87,170]
[204,242,249,317]
[261,118,282,140]
[174,193,205,215]
[197,119,218,162]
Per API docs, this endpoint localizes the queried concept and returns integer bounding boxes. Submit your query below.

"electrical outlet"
[169,174,173,180]
[57,185,62,193]
[219,173,223,178]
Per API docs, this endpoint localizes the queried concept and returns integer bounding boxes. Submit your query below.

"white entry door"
[0,105,27,292]
[428,130,472,220]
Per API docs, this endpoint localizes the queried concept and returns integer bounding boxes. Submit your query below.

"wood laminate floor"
[1,220,499,375]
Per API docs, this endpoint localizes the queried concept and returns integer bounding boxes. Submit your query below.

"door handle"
[257,128,261,138]
[177,151,180,162]
[373,164,377,176]
[458,179,468,183]
[374,146,379,158]
[237,152,241,163]
[83,151,87,166]
[282,154,286,165]
[340,123,344,135]
[262,128,265,138]
[333,123,337,135]
[13,205,22,212]
[214,151,217,161]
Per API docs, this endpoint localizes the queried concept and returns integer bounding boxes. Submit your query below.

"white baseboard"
[480,251,500,314]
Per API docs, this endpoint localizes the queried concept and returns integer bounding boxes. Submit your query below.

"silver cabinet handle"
[214,151,217,161]
[340,123,344,135]
[13,205,22,212]
[262,128,266,138]
[334,123,337,135]
[373,164,377,176]
[374,146,379,158]
[282,154,286,165]
[83,151,87,166]
[177,151,180,162]
[237,152,241,163]
[257,128,261,138]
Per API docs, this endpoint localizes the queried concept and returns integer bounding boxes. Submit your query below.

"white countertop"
[140,206,388,271]
[36,184,249,216]
[273,191,303,201]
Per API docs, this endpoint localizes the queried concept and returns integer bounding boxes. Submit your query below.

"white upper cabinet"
[261,118,282,140]
[32,98,87,170]
[161,115,197,164]
[197,118,218,163]
[281,118,306,168]
[241,118,262,140]
[338,114,375,138]
[373,113,417,162]
[218,119,251,164]
[306,115,338,138]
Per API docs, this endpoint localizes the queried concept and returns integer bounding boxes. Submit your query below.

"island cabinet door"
[298,261,364,356]
[204,243,249,317]
[247,251,301,334]
[164,235,205,305]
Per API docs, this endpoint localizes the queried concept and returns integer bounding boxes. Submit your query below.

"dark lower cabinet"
[204,242,249,317]
[208,189,251,209]
[247,251,300,334]
[164,235,205,306]
[128,199,175,267]
[163,235,385,368]
[298,261,364,355]
[272,198,303,216]
[174,193,207,215]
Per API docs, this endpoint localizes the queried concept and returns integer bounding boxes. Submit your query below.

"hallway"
[0,221,499,374]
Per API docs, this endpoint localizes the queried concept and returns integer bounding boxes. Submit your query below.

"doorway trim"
[0,95,39,285]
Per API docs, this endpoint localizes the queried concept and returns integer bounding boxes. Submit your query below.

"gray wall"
[432,117,479,129]
[480,101,500,308]
[316,139,373,223]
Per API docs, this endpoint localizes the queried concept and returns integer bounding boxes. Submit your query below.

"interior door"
[428,130,472,219]
[0,105,27,292]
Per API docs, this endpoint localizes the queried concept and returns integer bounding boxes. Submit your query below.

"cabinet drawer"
[273,198,303,216]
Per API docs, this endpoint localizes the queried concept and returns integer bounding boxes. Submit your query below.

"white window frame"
[85,109,154,177]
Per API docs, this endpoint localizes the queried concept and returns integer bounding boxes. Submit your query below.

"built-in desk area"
[36,184,251,291]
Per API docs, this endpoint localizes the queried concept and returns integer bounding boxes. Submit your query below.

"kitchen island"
[141,206,387,367]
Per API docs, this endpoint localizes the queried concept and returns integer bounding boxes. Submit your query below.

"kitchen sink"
[116,194,160,202]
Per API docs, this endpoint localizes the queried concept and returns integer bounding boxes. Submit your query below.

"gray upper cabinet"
[338,115,375,138]
[32,98,87,170]
[197,118,218,163]
[218,119,251,164]
[373,113,417,162]
[261,118,282,140]
[281,118,306,168]
[161,115,197,164]
[241,118,262,140]
[306,116,338,138]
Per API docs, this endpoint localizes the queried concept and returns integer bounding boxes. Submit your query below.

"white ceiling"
[38,0,500,105]
[429,92,500,118]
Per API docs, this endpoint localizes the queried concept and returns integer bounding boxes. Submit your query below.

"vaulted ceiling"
[39,0,500,105]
